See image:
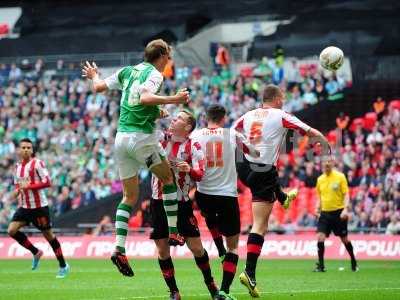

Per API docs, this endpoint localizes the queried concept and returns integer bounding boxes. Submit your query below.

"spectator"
[336,112,350,131]
[373,96,386,120]
[386,215,400,235]
[92,215,113,236]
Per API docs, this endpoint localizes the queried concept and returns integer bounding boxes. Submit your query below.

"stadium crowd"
[0,58,398,235]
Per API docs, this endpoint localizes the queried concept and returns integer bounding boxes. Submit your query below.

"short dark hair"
[263,84,282,102]
[19,138,33,146]
[206,104,226,123]
[182,110,196,133]
[144,39,171,63]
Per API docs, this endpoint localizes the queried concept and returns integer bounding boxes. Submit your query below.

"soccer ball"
[319,46,344,71]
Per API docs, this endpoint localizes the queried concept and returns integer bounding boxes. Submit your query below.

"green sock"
[115,203,132,254]
[162,184,178,234]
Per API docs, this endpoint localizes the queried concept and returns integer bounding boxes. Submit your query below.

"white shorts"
[114,132,166,180]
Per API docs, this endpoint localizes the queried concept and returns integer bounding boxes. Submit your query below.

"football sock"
[245,233,264,279]
[344,241,356,262]
[274,184,287,206]
[194,250,213,284]
[162,184,179,234]
[221,252,238,293]
[115,202,132,254]
[11,231,39,255]
[159,257,179,292]
[49,238,66,268]
[317,241,325,267]
[206,220,226,257]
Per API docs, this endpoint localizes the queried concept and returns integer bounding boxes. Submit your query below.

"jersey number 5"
[249,121,262,145]
[206,141,223,168]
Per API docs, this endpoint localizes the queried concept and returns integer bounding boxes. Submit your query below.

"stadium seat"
[363,112,377,131]
[389,100,400,110]
[0,23,9,35]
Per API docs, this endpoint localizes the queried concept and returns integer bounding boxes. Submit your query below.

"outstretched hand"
[82,61,99,80]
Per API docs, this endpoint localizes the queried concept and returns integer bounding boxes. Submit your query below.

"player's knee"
[7,227,17,237]
[189,244,204,257]
[122,193,137,206]
[158,248,171,260]
[317,233,326,242]
[42,230,55,241]
[160,173,174,185]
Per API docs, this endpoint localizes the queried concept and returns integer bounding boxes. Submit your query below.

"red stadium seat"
[349,117,364,132]
[0,23,9,35]
[389,100,400,110]
[363,112,377,131]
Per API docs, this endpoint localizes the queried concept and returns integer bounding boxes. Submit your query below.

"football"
[319,46,344,71]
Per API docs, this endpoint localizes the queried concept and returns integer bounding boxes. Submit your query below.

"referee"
[314,156,358,272]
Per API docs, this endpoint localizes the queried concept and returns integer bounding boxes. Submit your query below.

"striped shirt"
[14,158,51,209]
[152,133,205,201]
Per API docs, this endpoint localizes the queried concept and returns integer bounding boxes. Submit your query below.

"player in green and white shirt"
[82,39,189,277]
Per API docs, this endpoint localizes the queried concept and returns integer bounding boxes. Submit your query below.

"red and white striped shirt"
[234,107,311,165]
[14,158,51,209]
[152,133,205,202]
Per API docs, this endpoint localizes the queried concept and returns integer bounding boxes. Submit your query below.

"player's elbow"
[93,82,107,93]
[139,93,152,105]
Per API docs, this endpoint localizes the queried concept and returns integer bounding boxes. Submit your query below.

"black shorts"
[317,209,348,237]
[236,157,280,202]
[195,191,240,237]
[11,206,52,231]
[150,199,200,240]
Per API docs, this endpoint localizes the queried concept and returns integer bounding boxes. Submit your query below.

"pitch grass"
[0,259,399,300]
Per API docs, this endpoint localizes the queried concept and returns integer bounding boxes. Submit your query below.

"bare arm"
[140,88,189,106]
[306,127,331,155]
[82,61,108,93]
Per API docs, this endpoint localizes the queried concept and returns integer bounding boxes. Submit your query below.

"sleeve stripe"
[234,118,244,132]
[282,118,307,135]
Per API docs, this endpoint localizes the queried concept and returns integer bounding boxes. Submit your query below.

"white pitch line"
[113,287,400,300]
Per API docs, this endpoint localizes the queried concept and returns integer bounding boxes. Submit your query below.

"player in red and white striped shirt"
[150,111,219,300]
[234,84,329,297]
[8,138,69,278]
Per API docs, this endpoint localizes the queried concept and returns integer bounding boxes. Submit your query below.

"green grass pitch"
[0,259,399,300]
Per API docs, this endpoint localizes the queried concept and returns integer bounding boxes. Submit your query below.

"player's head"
[322,155,335,174]
[144,39,171,72]
[262,84,285,108]
[169,110,196,137]
[18,138,34,160]
[206,104,226,127]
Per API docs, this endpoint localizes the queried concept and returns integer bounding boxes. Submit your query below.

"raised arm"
[82,61,109,93]
[282,111,330,155]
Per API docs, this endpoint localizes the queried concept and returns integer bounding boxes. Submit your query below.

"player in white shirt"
[191,104,259,300]
[234,84,329,297]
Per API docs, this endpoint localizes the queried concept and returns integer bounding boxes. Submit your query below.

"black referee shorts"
[11,206,52,231]
[150,199,200,240]
[236,156,280,203]
[317,209,348,237]
[195,191,240,237]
